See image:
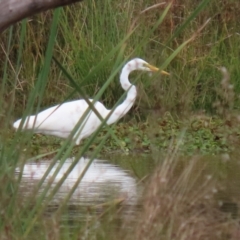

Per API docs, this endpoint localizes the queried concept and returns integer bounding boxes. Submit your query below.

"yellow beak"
[146,63,170,76]
[160,70,170,76]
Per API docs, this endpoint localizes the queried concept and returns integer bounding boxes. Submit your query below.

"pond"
[15,152,240,239]
[17,157,138,206]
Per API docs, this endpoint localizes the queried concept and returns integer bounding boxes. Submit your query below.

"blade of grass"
[167,0,210,44]
[20,8,62,232]
[161,18,211,70]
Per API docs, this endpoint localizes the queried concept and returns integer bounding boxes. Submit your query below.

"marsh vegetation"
[0,0,240,239]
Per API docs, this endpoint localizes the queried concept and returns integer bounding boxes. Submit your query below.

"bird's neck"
[106,66,137,125]
[120,65,133,90]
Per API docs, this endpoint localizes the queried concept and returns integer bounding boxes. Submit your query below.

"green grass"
[0,0,240,239]
[1,0,240,114]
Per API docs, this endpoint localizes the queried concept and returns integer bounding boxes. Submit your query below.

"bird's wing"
[33,100,108,134]
[32,100,90,133]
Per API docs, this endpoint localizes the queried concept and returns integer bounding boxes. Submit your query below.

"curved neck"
[120,64,132,90]
[107,66,137,125]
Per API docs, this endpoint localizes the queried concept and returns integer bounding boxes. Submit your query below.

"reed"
[0,0,239,238]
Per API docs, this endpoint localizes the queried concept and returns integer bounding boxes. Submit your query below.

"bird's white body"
[13,58,167,144]
[14,100,111,145]
[13,86,136,145]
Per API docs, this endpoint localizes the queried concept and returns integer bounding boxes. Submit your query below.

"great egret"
[13,58,169,145]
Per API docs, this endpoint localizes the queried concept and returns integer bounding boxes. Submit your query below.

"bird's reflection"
[17,157,137,206]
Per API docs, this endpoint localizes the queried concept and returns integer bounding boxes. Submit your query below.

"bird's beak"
[160,70,170,76]
[146,64,159,72]
[146,64,170,76]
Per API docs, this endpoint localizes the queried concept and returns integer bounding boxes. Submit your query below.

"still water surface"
[16,153,240,208]
[17,156,139,206]
[16,153,240,237]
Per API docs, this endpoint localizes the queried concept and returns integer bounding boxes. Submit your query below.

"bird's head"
[127,58,169,75]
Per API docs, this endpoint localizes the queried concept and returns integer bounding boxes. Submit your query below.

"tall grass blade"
[167,0,210,43]
[21,8,62,234]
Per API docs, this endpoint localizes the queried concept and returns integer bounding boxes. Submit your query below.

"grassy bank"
[0,0,240,239]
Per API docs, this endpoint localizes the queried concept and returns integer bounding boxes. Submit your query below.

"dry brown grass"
[131,152,240,240]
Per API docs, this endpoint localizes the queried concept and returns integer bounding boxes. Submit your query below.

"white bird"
[13,58,169,145]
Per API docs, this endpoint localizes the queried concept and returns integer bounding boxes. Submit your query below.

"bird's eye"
[143,63,148,67]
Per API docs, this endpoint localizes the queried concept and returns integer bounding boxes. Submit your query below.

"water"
[15,153,240,239]
[16,153,240,211]
[17,157,138,206]
[16,155,142,238]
